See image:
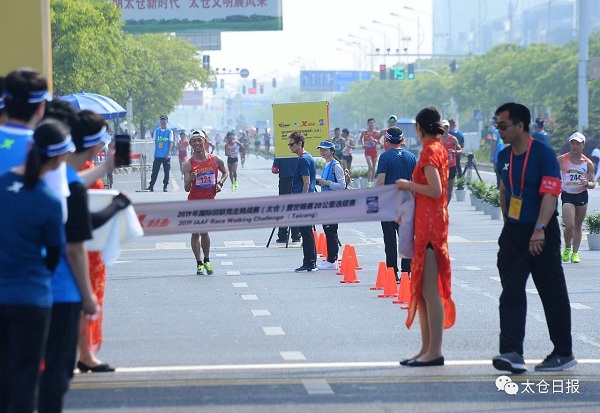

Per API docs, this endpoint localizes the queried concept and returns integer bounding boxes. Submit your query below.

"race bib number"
[195,171,216,188]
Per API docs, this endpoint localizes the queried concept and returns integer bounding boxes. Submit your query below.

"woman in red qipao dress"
[395,107,456,367]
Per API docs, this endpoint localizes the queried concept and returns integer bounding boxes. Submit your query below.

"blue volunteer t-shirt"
[497,139,560,223]
[272,157,298,179]
[154,128,173,158]
[291,151,316,194]
[0,124,34,175]
[531,130,550,146]
[0,172,64,308]
[376,148,417,185]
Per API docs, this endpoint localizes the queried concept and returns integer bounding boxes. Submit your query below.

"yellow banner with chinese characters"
[272,101,329,158]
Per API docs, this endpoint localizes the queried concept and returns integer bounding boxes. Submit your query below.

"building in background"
[431,0,600,56]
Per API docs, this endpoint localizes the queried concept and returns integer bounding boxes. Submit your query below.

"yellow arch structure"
[0,1,53,91]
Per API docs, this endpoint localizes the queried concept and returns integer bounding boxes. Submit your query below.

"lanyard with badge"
[507,137,533,220]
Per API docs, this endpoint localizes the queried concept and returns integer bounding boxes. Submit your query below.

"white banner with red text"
[134,186,414,238]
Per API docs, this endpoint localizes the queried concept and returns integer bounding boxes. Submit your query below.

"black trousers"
[0,305,50,413]
[299,226,317,267]
[38,302,82,413]
[322,224,339,263]
[148,157,171,189]
[381,221,412,276]
[497,217,573,357]
[277,177,300,240]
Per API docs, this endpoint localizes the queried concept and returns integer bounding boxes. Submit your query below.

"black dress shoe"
[406,356,444,367]
[291,239,301,243]
[147,187,153,192]
[77,361,116,373]
[399,358,414,366]
[275,238,287,243]
[294,265,318,272]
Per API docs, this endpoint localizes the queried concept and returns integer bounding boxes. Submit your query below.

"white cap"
[441,119,450,127]
[568,132,585,144]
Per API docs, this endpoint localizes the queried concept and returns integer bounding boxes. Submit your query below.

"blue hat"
[316,140,334,150]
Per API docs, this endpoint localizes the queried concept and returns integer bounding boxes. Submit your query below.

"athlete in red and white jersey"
[557,132,596,263]
[441,120,462,204]
[183,132,228,275]
[359,117,380,186]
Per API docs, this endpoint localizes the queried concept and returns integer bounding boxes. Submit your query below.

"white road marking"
[280,351,306,361]
[155,242,186,249]
[232,282,248,288]
[251,309,270,316]
[241,295,258,300]
[463,266,482,271]
[570,303,592,310]
[215,253,228,257]
[526,288,539,295]
[448,236,470,242]
[224,240,256,247]
[489,276,501,282]
[114,260,135,264]
[302,379,334,395]
[100,359,600,374]
[221,261,234,266]
[227,271,241,276]
[263,327,285,336]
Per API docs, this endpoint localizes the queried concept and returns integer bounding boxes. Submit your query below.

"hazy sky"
[206,0,433,83]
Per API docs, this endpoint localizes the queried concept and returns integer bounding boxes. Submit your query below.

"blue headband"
[36,135,76,157]
[385,131,403,141]
[82,126,108,148]
[3,90,51,104]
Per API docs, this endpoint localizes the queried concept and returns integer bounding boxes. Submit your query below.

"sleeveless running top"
[560,154,589,194]
[188,155,219,200]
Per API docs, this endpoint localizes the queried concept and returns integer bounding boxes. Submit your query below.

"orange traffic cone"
[319,233,328,258]
[340,259,360,283]
[378,267,398,298]
[370,262,387,290]
[348,244,362,270]
[337,245,350,275]
[393,272,411,308]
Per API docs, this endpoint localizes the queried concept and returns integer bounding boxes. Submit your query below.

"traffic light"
[379,64,387,80]
[252,78,257,88]
[272,77,277,88]
[259,84,264,94]
[407,63,415,79]
[390,67,405,80]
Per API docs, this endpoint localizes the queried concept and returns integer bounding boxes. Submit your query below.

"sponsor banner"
[272,101,329,158]
[114,0,283,34]
[135,186,412,236]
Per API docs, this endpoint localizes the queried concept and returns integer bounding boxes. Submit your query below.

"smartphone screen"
[114,134,131,167]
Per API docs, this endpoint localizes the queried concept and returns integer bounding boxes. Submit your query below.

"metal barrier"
[132,140,153,191]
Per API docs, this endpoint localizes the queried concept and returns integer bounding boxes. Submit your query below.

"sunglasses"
[288,142,297,147]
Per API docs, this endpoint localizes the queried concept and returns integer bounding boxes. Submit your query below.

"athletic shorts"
[364,148,378,160]
[448,166,457,180]
[561,191,588,207]
[343,155,353,163]
[227,157,238,165]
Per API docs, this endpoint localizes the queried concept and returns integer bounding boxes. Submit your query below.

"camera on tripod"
[466,152,475,162]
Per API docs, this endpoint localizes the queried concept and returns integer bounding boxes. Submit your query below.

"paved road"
[64,153,600,412]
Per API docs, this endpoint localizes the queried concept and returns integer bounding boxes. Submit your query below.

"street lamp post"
[348,34,374,71]
[373,20,411,63]
[390,12,423,67]
[360,26,388,65]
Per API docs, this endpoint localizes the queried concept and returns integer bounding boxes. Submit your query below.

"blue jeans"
[0,305,50,413]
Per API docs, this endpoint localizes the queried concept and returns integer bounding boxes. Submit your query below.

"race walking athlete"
[183,131,228,276]
[558,132,596,264]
